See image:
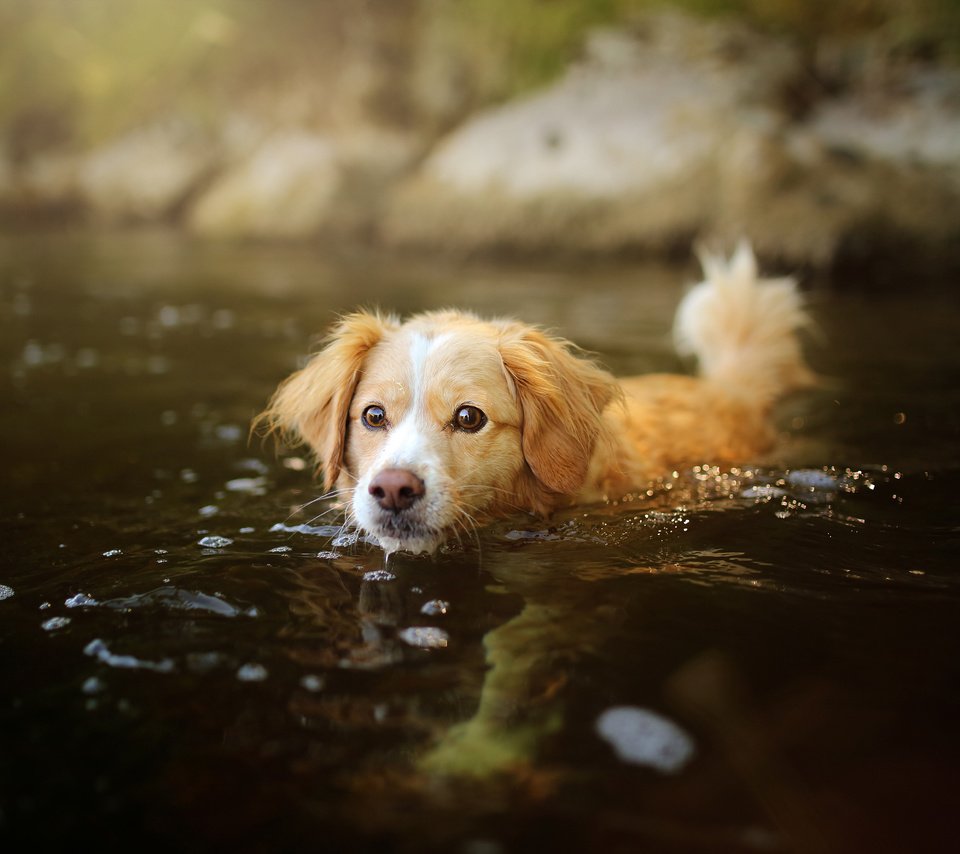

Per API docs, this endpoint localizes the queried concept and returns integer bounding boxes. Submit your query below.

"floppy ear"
[499,323,620,497]
[255,311,394,490]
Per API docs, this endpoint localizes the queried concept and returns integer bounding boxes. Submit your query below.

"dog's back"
[582,243,813,499]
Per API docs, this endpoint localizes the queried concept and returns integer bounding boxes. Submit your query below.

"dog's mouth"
[364,507,447,555]
[352,467,459,555]
[372,509,438,539]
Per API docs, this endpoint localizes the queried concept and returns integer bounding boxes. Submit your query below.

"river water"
[1,231,958,852]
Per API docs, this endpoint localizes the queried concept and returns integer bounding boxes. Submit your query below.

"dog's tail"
[673,241,814,407]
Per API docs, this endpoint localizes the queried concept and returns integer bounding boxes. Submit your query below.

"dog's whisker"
[284,489,352,525]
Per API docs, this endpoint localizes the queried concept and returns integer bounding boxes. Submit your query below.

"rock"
[0,149,83,218]
[187,131,340,239]
[78,121,217,221]
[187,126,419,239]
[383,11,960,268]
[383,12,805,255]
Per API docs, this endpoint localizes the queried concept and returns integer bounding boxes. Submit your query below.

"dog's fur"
[259,244,812,554]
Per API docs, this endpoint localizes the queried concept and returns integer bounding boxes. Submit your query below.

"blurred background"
[1,0,959,273]
[4,7,960,851]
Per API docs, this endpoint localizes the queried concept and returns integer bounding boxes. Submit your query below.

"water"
[1,230,959,852]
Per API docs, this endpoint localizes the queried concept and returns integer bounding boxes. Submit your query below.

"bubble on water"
[119,317,140,336]
[300,674,325,692]
[397,626,449,649]
[595,706,695,774]
[198,505,219,518]
[12,292,31,316]
[316,551,340,560]
[225,476,267,495]
[235,458,269,475]
[268,546,292,554]
[148,356,172,375]
[102,549,122,558]
[0,584,14,601]
[21,340,46,366]
[236,663,268,682]
[82,676,105,695]
[39,601,51,610]
[741,485,787,500]
[786,469,837,490]
[332,532,359,548]
[158,305,180,327]
[74,348,100,369]
[83,638,175,673]
[215,424,244,443]
[363,569,396,583]
[65,592,98,608]
[420,599,450,616]
[211,309,235,330]
[41,616,72,632]
[197,535,233,549]
[186,652,224,674]
[239,526,256,534]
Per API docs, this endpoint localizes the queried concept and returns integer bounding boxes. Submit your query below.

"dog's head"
[259,310,617,554]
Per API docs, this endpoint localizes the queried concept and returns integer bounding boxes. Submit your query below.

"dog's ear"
[499,323,619,497]
[255,311,393,490]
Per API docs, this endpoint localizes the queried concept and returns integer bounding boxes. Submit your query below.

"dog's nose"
[368,468,425,512]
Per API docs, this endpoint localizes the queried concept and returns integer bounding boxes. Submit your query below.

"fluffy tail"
[673,241,814,407]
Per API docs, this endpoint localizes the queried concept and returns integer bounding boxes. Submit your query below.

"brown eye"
[454,405,486,433]
[362,404,387,430]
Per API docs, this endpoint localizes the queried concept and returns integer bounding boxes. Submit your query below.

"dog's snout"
[368,468,425,512]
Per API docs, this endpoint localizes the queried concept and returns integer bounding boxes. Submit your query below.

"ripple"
[270,522,343,537]
[99,586,255,617]
[84,638,175,673]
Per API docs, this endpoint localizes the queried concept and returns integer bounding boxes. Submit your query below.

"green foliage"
[426,0,960,100]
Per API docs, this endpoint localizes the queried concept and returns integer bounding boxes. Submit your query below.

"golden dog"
[260,243,811,554]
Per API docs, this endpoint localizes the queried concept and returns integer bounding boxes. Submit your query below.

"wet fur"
[258,243,812,554]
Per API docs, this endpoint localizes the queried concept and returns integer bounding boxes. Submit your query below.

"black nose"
[368,468,425,512]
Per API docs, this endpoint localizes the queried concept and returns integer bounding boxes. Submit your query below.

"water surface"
[1,231,958,852]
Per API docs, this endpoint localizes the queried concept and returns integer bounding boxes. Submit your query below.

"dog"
[259,243,812,555]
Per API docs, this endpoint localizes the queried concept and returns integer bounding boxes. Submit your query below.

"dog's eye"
[362,404,387,430]
[454,405,487,433]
